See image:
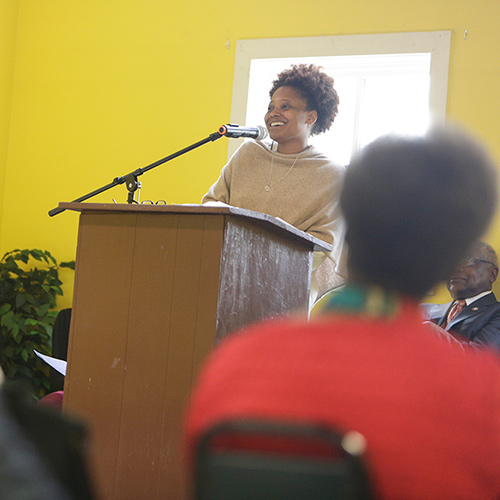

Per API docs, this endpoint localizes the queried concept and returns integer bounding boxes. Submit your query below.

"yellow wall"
[2,0,500,308]
[0,0,19,248]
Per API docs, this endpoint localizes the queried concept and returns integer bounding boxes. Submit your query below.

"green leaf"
[37,303,50,317]
[16,252,29,264]
[17,317,26,334]
[12,322,21,340]
[2,345,14,357]
[45,252,57,266]
[39,323,53,336]
[15,294,26,309]
[0,303,11,315]
[1,310,15,328]
[31,249,44,261]
[51,286,63,296]
[24,293,36,306]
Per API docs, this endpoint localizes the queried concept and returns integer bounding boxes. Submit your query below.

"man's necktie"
[443,299,466,328]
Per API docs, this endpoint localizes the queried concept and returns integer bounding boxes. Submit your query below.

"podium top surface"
[59,202,333,253]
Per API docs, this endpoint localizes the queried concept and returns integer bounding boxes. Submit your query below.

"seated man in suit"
[184,126,500,500]
[423,241,500,350]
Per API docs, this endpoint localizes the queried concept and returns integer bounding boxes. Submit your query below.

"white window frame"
[227,31,451,160]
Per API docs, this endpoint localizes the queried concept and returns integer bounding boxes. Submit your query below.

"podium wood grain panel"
[111,213,224,499]
[64,212,138,498]
[215,215,311,343]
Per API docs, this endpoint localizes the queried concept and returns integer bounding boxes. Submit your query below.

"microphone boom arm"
[48,129,223,217]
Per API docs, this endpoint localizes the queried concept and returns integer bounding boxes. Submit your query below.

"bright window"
[229,32,450,165]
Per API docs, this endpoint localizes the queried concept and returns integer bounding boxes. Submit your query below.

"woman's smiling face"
[264,86,317,154]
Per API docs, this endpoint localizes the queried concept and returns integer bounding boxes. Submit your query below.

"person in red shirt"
[185,126,500,500]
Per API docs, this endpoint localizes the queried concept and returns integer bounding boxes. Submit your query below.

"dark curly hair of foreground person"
[269,64,339,136]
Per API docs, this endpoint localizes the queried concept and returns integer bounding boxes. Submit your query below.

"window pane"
[358,73,431,149]
[245,53,431,166]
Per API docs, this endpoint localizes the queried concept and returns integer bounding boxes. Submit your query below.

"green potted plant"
[0,249,74,398]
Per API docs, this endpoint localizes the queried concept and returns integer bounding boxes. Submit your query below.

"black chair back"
[50,308,72,391]
[195,419,375,500]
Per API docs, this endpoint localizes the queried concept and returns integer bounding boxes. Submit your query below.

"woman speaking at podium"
[203,64,347,304]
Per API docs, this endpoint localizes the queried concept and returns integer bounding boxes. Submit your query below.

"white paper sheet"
[34,350,67,376]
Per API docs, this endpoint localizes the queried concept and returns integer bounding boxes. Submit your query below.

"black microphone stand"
[48,129,224,217]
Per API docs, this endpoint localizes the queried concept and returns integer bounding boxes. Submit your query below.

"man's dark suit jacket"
[424,292,500,351]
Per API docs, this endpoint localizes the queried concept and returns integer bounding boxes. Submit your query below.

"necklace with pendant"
[265,153,300,191]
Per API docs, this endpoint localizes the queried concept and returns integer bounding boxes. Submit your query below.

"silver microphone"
[218,124,268,140]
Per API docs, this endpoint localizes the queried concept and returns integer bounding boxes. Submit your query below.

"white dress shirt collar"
[464,290,492,306]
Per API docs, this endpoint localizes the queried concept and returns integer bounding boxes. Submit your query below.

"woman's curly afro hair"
[269,64,339,136]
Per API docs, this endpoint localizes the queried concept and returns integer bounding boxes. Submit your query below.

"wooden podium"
[61,202,331,500]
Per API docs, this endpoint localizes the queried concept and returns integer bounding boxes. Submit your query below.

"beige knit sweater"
[203,140,347,298]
